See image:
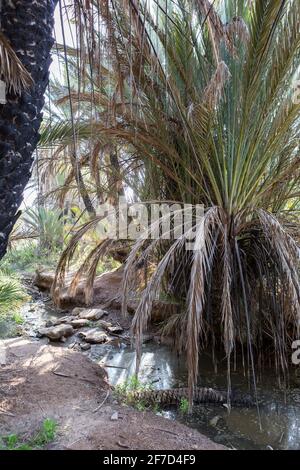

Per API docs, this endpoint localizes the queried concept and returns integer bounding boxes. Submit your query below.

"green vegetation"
[115,375,151,396]
[116,378,189,414]
[22,207,64,254]
[0,272,27,337]
[1,243,59,274]
[114,376,154,411]
[1,434,33,451]
[96,257,121,275]
[179,398,189,415]
[33,418,57,446]
[0,273,27,316]
[0,419,58,450]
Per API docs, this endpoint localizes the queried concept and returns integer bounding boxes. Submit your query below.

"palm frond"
[0,32,33,94]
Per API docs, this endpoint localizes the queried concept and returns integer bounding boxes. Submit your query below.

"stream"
[15,283,300,450]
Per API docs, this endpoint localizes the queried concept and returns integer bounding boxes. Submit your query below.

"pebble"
[110,412,119,421]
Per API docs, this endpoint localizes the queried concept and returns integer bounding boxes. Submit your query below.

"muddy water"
[89,342,300,450]
[19,294,300,450]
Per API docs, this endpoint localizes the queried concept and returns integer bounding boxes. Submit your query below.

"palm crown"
[41,0,300,403]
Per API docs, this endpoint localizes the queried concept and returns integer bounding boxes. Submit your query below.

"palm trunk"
[0,0,58,260]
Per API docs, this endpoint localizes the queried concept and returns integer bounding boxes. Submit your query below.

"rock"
[209,416,221,427]
[107,337,123,347]
[34,268,125,308]
[38,324,74,341]
[85,332,108,344]
[77,331,88,339]
[110,411,119,421]
[37,328,48,338]
[80,309,107,321]
[107,326,124,334]
[68,342,81,351]
[33,270,54,290]
[80,329,108,344]
[96,320,112,329]
[71,307,84,316]
[45,320,54,327]
[69,319,90,329]
[80,343,91,351]
[72,307,108,321]
[53,315,76,325]
[214,433,232,443]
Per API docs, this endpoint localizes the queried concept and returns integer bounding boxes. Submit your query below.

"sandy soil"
[0,338,225,450]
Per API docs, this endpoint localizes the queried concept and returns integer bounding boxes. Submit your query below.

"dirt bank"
[0,338,226,450]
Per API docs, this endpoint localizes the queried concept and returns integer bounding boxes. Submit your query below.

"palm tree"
[38,0,300,403]
[120,0,300,402]
[0,0,58,260]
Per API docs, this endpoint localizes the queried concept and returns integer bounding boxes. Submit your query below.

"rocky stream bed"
[2,274,300,450]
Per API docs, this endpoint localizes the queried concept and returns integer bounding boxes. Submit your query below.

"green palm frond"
[0,274,27,317]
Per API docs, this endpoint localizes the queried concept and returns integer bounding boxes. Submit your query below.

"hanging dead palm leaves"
[0,31,33,95]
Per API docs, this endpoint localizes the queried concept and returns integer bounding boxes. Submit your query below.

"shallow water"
[89,342,300,450]
[18,293,300,450]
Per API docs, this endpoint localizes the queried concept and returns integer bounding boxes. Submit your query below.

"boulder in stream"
[52,316,76,325]
[38,324,74,341]
[96,320,112,329]
[107,325,124,334]
[71,308,108,321]
[78,328,109,344]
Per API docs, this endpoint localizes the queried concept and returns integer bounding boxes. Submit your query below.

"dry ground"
[0,338,226,450]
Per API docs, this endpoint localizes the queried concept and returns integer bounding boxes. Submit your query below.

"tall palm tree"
[0,0,58,260]
[37,0,300,403]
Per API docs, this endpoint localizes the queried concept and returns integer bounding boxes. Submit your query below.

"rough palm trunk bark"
[0,0,58,259]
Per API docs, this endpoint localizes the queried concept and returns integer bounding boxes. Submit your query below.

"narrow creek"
[16,281,300,451]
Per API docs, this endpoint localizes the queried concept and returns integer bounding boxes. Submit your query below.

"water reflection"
[89,342,300,450]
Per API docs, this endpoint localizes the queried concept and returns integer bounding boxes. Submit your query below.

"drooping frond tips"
[203,61,231,109]
[0,32,33,95]
[224,17,250,47]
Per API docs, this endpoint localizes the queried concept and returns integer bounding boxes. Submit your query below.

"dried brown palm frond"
[0,31,33,94]
[124,207,300,406]
[56,92,110,108]
[195,0,242,59]
[224,16,250,46]
[132,235,188,372]
[257,209,300,324]
[51,215,107,305]
[183,207,221,402]
[121,206,188,317]
[69,238,115,304]
[203,61,231,109]
[51,204,125,306]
